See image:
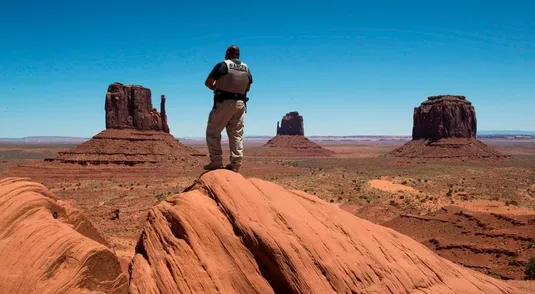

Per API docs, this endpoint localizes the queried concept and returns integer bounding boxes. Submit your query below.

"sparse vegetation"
[156,193,165,202]
[505,200,519,206]
[526,256,535,280]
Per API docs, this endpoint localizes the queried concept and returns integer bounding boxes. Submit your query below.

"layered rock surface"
[413,95,476,140]
[0,177,128,294]
[47,129,205,165]
[277,111,304,136]
[105,82,169,132]
[46,82,204,166]
[388,95,507,160]
[129,170,524,294]
[383,206,535,280]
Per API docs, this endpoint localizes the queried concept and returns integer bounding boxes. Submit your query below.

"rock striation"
[255,111,333,157]
[0,177,128,293]
[105,83,169,133]
[388,95,507,161]
[129,169,525,294]
[383,206,535,280]
[412,95,477,141]
[276,111,304,136]
[46,82,204,166]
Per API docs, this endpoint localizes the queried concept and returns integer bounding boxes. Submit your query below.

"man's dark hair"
[226,45,240,59]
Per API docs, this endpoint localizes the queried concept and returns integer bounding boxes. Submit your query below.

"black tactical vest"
[215,59,250,95]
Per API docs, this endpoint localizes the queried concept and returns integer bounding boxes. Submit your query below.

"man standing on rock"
[203,45,253,173]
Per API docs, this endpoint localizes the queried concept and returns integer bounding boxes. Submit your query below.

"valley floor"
[1,138,534,287]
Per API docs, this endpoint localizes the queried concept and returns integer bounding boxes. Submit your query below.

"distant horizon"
[1,129,534,141]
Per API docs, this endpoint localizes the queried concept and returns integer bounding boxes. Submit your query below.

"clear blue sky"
[0,0,533,138]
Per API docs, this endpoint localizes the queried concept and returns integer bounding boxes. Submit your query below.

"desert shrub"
[401,181,408,185]
[526,256,535,280]
[389,200,398,207]
[505,200,519,206]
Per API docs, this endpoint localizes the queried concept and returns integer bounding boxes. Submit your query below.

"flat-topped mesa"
[412,95,476,141]
[276,111,304,136]
[105,82,170,133]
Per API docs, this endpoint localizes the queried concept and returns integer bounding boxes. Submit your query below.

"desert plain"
[1,135,534,292]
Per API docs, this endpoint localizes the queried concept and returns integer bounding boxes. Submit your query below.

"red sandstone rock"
[388,95,507,161]
[161,94,170,133]
[277,111,304,136]
[129,170,525,294]
[105,82,169,133]
[46,83,205,166]
[0,177,128,293]
[413,95,476,141]
[46,129,205,166]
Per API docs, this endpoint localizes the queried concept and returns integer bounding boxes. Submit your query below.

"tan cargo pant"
[206,99,246,167]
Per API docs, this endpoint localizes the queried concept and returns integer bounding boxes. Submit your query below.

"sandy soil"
[368,179,416,193]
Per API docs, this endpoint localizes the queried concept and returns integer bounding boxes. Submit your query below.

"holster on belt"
[213,91,248,109]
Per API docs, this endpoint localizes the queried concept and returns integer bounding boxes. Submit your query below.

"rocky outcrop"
[383,206,535,280]
[255,111,332,157]
[413,95,477,141]
[160,94,170,133]
[277,111,304,136]
[129,170,524,294]
[46,82,205,166]
[387,95,507,161]
[0,177,128,293]
[105,82,170,133]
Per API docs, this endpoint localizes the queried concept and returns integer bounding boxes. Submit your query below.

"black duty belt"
[214,91,248,102]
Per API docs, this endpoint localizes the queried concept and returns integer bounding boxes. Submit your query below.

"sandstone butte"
[45,82,204,166]
[256,111,334,157]
[0,171,527,294]
[388,95,507,160]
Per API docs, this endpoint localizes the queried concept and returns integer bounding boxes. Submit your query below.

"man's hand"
[205,77,216,91]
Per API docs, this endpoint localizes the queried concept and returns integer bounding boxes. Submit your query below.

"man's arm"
[205,76,216,90]
[205,62,227,91]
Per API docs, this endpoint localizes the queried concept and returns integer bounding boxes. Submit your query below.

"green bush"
[526,256,535,280]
